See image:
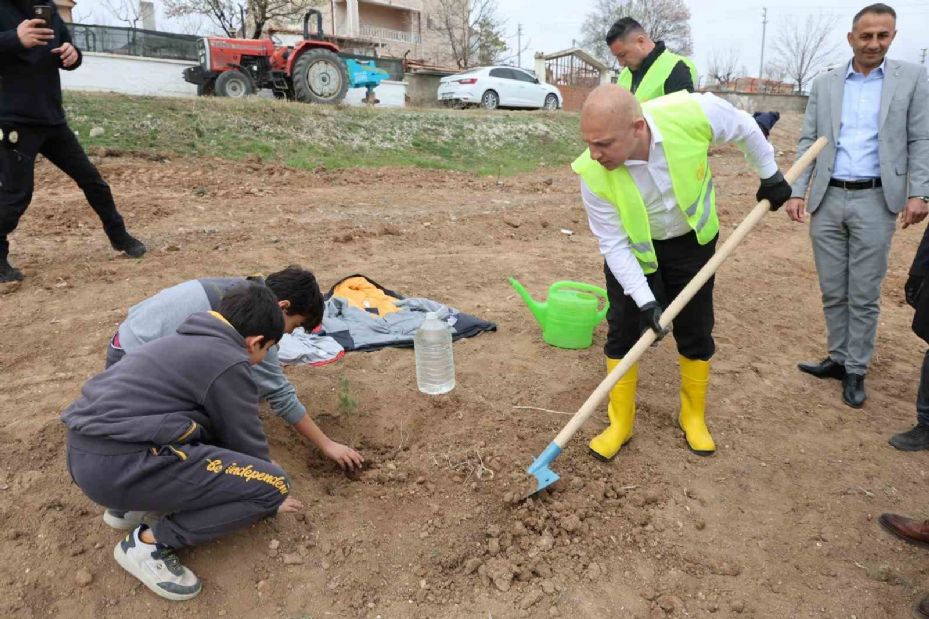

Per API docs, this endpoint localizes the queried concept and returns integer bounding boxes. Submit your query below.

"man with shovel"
[574,85,792,458]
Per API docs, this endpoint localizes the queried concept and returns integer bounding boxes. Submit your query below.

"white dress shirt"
[582,92,778,307]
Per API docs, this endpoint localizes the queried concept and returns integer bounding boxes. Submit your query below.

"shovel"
[526,136,829,497]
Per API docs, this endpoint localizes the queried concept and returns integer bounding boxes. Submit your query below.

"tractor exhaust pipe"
[303,9,324,40]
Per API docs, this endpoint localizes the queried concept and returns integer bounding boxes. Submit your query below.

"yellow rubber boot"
[589,358,638,461]
[679,356,715,455]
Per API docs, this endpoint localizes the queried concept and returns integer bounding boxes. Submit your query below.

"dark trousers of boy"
[604,231,717,360]
[66,432,289,548]
[0,123,126,262]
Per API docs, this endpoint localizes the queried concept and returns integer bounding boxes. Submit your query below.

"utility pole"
[758,7,768,80]
[517,23,523,67]
[921,48,928,65]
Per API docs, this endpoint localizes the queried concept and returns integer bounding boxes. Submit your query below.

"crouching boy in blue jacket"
[62,282,302,601]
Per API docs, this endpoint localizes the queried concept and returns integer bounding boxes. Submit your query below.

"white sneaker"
[113,526,201,601]
[103,509,157,530]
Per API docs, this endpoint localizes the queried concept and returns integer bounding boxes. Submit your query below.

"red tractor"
[184,10,376,105]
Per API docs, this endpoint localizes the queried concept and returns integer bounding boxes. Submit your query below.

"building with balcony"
[313,0,460,68]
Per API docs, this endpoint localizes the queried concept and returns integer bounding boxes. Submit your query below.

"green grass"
[63,92,583,176]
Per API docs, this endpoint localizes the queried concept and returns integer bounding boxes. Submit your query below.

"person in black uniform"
[889,221,929,450]
[0,0,145,282]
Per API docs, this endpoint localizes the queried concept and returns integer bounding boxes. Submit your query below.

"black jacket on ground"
[0,0,82,125]
[61,312,272,462]
[628,41,694,96]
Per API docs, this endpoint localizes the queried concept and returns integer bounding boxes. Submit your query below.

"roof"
[540,47,610,72]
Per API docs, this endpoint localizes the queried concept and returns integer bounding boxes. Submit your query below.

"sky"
[72,0,929,79]
[495,0,929,79]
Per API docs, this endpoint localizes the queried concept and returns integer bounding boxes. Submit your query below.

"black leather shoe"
[914,592,929,619]
[798,357,846,380]
[108,230,147,258]
[842,373,866,408]
[0,258,23,282]
[890,424,929,451]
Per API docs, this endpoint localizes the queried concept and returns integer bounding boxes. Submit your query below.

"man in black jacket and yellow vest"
[606,17,697,102]
[0,0,145,282]
[605,17,781,138]
[575,84,792,458]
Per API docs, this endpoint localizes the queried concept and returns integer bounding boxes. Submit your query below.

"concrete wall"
[343,80,407,107]
[61,52,197,98]
[404,73,444,107]
[713,92,809,114]
[61,51,407,107]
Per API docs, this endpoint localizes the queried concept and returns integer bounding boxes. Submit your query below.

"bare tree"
[174,15,205,36]
[762,62,788,93]
[245,0,316,39]
[773,13,840,94]
[432,0,508,69]
[164,0,245,37]
[707,47,743,90]
[164,0,314,39]
[103,0,144,28]
[496,22,530,68]
[579,0,693,68]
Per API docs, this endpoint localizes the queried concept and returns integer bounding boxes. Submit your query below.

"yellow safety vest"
[617,49,698,102]
[572,92,718,274]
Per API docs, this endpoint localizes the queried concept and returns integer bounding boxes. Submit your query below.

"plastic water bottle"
[414,312,455,395]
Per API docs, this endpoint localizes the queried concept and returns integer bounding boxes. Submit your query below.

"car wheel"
[481,90,499,110]
[543,94,559,111]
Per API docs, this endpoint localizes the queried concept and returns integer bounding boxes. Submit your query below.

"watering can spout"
[509,277,547,327]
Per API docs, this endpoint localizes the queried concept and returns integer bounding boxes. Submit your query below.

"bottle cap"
[425,312,438,320]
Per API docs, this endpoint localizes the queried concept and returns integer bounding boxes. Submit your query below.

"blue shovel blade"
[525,442,562,497]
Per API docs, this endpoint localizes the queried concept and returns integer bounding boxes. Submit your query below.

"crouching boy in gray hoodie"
[62,283,302,601]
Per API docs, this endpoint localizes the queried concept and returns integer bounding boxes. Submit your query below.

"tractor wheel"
[197,79,216,97]
[292,48,349,105]
[215,70,254,98]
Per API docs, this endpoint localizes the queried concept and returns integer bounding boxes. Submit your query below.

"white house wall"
[61,52,198,98]
[60,51,408,107]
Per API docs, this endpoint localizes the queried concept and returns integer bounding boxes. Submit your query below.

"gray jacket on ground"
[64,312,271,461]
[791,57,929,213]
[116,277,306,425]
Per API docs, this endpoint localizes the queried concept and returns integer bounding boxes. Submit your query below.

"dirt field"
[2,112,928,619]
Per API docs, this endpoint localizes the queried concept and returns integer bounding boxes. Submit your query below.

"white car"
[437,66,563,111]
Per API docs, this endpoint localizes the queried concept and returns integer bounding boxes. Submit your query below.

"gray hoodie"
[64,312,270,461]
[117,277,306,425]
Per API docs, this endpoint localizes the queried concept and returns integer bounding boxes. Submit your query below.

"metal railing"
[69,23,199,62]
[359,24,420,45]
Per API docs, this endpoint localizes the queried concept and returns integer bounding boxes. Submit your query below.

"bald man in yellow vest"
[575,85,792,459]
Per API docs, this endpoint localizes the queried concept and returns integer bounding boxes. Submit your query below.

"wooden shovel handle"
[553,136,829,448]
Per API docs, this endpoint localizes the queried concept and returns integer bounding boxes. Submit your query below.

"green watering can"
[509,278,609,349]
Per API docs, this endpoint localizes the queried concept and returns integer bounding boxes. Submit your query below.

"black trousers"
[604,231,717,361]
[0,122,125,259]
